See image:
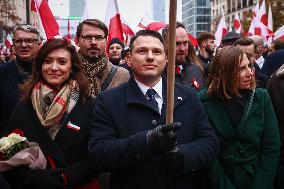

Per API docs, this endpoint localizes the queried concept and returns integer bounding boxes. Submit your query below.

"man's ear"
[127,53,132,67]
[202,41,206,47]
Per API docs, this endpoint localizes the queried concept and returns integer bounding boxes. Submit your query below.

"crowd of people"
[0,18,283,189]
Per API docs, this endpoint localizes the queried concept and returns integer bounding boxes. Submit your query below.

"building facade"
[152,0,166,22]
[0,0,33,46]
[211,0,257,32]
[182,0,211,37]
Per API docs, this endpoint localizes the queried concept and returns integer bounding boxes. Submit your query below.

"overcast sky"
[49,0,182,30]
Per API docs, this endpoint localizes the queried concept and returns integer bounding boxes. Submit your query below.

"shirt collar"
[135,77,163,99]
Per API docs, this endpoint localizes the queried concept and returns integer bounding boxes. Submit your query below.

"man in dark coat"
[261,49,284,76]
[267,64,284,189]
[0,25,41,133]
[162,22,205,91]
[89,30,219,189]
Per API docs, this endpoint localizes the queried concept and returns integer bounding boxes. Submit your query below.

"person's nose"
[50,62,59,71]
[147,50,154,60]
[90,37,98,45]
[247,67,254,76]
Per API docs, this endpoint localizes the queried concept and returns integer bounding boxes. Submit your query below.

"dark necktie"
[146,89,159,111]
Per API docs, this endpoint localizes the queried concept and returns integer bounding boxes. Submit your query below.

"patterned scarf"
[79,53,108,97]
[31,80,79,139]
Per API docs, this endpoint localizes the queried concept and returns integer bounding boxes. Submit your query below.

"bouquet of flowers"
[0,129,47,172]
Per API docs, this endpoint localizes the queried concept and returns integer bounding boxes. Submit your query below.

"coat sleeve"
[88,93,154,172]
[249,90,280,189]
[179,91,219,174]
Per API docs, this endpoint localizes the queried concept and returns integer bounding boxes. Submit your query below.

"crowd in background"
[0,18,283,189]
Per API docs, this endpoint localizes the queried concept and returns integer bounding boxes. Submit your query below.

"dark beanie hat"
[108,38,124,50]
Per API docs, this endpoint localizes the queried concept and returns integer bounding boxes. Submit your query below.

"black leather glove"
[161,146,184,173]
[147,122,181,154]
[21,168,65,189]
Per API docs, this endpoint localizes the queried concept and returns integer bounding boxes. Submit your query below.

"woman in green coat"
[198,46,280,189]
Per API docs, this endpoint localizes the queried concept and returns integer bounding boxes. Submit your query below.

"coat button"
[152,120,157,125]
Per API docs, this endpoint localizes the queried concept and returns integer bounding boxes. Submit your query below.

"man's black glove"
[21,168,65,189]
[161,146,184,173]
[147,122,181,154]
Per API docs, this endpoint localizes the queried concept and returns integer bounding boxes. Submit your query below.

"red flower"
[10,129,25,137]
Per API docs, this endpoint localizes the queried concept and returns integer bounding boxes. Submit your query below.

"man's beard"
[205,46,214,56]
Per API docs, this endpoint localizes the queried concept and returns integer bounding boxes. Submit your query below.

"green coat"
[198,88,280,189]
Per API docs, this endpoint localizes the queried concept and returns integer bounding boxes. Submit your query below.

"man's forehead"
[14,30,38,38]
[81,24,104,34]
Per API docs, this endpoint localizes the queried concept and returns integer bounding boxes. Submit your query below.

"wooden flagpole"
[166,0,177,124]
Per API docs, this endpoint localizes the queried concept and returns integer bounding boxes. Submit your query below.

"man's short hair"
[76,19,108,39]
[233,37,254,47]
[129,30,164,52]
[197,32,215,46]
[13,24,41,40]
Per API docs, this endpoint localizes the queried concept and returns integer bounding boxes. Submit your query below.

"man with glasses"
[162,22,205,91]
[0,24,41,132]
[76,19,129,97]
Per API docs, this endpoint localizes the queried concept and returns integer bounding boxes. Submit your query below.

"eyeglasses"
[13,38,39,47]
[176,40,189,46]
[81,35,106,43]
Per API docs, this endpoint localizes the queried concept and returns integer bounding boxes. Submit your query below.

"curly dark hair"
[20,39,90,103]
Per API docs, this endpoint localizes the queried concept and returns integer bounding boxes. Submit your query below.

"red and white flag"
[65,19,72,40]
[4,33,12,49]
[215,12,227,47]
[248,16,270,44]
[274,25,284,41]
[257,0,267,26]
[234,12,242,34]
[138,13,166,31]
[267,3,273,45]
[253,0,260,18]
[104,0,124,46]
[33,0,59,39]
[121,17,134,44]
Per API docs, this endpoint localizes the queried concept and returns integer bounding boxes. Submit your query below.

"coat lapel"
[126,78,160,113]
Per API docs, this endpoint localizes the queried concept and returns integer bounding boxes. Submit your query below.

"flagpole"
[166,0,177,124]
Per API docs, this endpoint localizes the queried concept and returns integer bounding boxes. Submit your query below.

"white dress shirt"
[135,77,163,114]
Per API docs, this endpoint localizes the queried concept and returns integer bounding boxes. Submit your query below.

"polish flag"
[80,0,90,22]
[257,0,267,26]
[138,13,166,31]
[121,17,134,44]
[267,3,273,45]
[105,0,124,46]
[234,12,242,34]
[33,0,59,39]
[4,33,12,48]
[215,12,227,47]
[248,16,270,44]
[253,0,260,18]
[274,25,284,41]
[65,19,72,40]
